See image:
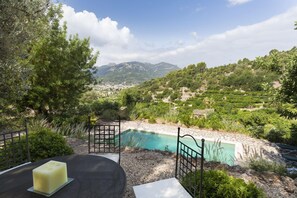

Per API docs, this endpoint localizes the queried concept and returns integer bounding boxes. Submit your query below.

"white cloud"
[191,32,198,38]
[61,4,297,68]
[147,6,297,67]
[191,32,201,41]
[61,5,133,47]
[228,0,252,6]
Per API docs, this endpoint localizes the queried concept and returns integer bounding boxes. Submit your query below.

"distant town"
[92,83,135,97]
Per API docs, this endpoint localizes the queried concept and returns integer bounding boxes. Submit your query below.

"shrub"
[101,109,119,120]
[265,128,286,142]
[28,118,50,132]
[239,111,268,125]
[51,122,88,139]
[92,100,120,116]
[249,126,265,138]
[290,123,297,145]
[221,118,247,133]
[23,128,73,162]
[205,139,225,163]
[179,115,191,127]
[182,170,265,198]
[248,158,287,175]
[29,118,87,139]
[242,145,287,175]
[206,114,224,130]
[278,103,297,119]
[148,117,156,124]
[192,118,206,129]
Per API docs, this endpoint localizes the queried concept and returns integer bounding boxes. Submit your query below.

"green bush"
[278,103,297,119]
[51,122,88,139]
[242,145,287,175]
[290,123,297,145]
[239,111,269,127]
[91,100,120,116]
[248,126,265,138]
[248,158,286,175]
[265,128,286,142]
[179,114,191,127]
[221,118,247,133]
[206,114,224,130]
[192,118,206,129]
[148,117,156,124]
[101,109,119,120]
[182,170,265,198]
[266,117,291,142]
[24,128,73,162]
[29,118,88,139]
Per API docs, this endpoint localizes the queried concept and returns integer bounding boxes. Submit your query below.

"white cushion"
[0,162,31,175]
[88,153,119,163]
[133,178,192,198]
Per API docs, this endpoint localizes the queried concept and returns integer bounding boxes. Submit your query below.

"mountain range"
[94,61,179,84]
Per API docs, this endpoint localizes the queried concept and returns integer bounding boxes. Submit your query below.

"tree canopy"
[0,0,49,60]
[279,23,297,106]
[0,0,50,119]
[21,5,98,116]
[279,56,297,106]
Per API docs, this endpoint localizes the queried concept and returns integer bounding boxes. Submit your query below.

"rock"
[281,176,295,193]
[246,168,256,176]
[285,184,295,193]
[239,173,250,183]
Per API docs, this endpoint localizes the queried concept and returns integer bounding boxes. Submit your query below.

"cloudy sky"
[61,0,297,68]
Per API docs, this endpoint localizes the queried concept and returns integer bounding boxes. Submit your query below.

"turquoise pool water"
[120,130,235,165]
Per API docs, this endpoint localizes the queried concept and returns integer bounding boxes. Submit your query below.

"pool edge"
[124,128,243,166]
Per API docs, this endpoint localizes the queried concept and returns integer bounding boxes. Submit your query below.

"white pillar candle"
[33,160,68,194]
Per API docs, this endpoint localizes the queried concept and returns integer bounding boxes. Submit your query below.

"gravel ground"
[121,149,176,198]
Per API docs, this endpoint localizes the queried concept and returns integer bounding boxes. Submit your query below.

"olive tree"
[0,0,50,123]
[21,5,98,117]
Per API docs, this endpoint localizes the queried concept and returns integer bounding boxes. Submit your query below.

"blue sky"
[61,0,297,67]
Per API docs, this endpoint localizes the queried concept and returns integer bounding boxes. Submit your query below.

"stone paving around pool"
[121,121,282,166]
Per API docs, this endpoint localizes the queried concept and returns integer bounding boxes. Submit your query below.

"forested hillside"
[116,47,297,145]
[134,47,297,101]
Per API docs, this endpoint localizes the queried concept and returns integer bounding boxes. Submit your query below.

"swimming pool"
[120,130,236,165]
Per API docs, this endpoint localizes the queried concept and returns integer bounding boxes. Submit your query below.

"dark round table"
[0,154,126,198]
